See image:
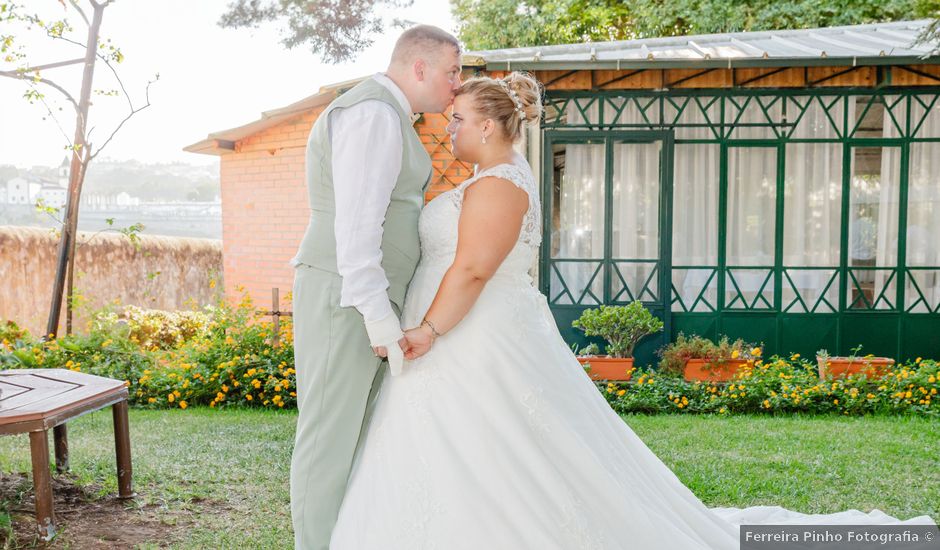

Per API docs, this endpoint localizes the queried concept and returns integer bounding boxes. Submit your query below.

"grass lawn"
[0,408,937,548]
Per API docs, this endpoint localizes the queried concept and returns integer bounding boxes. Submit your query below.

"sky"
[0,0,458,169]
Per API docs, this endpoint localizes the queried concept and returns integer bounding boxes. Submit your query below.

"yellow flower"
[731,350,740,359]
[246,394,253,401]
[173,390,181,397]
[616,390,626,397]
[763,400,770,408]
[65,360,74,368]
[833,399,839,404]
[790,353,800,360]
[929,376,936,384]
[179,401,188,409]
[751,347,762,357]
[719,407,726,413]
[148,397,156,404]
[167,393,175,403]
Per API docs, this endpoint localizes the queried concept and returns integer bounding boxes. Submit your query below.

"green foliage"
[604,357,939,417]
[0,288,295,410]
[218,0,410,63]
[571,301,663,358]
[658,333,762,376]
[453,0,939,50]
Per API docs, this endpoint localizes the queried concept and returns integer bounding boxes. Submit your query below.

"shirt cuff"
[364,311,404,347]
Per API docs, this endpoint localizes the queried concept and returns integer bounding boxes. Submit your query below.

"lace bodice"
[418,161,542,277]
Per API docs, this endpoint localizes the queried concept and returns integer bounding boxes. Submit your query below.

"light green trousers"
[289,264,389,550]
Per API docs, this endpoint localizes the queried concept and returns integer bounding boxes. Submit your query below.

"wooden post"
[29,430,55,541]
[112,400,134,499]
[53,424,69,473]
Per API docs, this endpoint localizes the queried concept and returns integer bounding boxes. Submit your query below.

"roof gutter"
[481,55,940,71]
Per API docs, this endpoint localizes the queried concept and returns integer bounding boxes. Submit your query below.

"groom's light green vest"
[293,77,432,311]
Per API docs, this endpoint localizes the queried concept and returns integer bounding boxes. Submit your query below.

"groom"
[288,25,462,550]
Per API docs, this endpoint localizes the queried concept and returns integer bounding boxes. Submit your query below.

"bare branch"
[96,54,133,112]
[67,0,90,26]
[25,79,75,149]
[22,57,85,72]
[0,70,80,111]
[88,75,156,161]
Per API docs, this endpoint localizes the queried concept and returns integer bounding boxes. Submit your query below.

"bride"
[328,72,935,549]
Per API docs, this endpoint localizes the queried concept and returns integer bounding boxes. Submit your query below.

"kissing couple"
[288,24,935,550]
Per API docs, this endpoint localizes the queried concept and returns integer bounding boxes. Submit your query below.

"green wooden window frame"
[540,87,940,361]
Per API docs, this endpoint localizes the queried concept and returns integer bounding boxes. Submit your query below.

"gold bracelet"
[421,318,442,338]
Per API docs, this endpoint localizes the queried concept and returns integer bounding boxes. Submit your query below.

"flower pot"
[577,356,634,381]
[816,356,894,379]
[683,358,748,382]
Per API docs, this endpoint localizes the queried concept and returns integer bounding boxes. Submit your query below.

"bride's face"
[446,94,488,164]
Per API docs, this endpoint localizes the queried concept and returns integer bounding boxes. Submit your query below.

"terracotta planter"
[816,356,894,379]
[577,356,634,381]
[683,358,749,382]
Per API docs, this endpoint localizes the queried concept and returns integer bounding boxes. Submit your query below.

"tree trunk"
[45,4,104,339]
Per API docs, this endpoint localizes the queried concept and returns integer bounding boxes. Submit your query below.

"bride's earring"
[481,133,487,144]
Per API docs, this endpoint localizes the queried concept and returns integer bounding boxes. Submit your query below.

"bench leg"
[29,430,56,541]
[53,424,69,473]
[112,399,135,499]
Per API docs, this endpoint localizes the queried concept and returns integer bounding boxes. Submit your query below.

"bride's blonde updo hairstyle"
[455,72,543,142]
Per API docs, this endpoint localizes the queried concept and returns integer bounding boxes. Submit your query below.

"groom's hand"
[373,337,410,359]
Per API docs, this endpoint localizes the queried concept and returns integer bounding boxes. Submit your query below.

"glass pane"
[550,141,606,304]
[905,269,940,313]
[664,96,720,139]
[789,96,843,139]
[612,141,659,260]
[850,95,903,138]
[725,268,774,309]
[911,95,940,138]
[604,97,659,128]
[847,268,897,310]
[611,262,658,303]
[550,261,603,305]
[551,142,605,259]
[783,143,842,266]
[725,96,781,139]
[907,143,940,267]
[782,268,838,313]
[848,147,899,268]
[671,268,717,312]
[672,144,719,266]
[727,147,777,266]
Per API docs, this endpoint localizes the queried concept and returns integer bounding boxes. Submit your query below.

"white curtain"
[554,99,662,304]
[782,97,843,312]
[671,100,720,311]
[905,104,940,311]
[846,97,900,309]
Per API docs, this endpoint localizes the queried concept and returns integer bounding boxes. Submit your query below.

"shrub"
[571,302,664,358]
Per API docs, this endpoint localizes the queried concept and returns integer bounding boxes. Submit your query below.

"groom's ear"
[413,58,427,82]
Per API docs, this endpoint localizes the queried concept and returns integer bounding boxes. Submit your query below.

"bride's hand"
[403,325,435,360]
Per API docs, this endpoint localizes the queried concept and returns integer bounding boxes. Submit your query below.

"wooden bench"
[0,368,134,541]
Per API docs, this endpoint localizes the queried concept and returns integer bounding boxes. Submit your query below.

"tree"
[452,0,939,51]
[0,1,157,338]
[218,0,413,63]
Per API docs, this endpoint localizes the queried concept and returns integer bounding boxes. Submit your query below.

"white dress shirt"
[329,73,412,351]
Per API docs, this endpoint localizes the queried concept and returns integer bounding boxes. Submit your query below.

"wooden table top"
[0,369,129,434]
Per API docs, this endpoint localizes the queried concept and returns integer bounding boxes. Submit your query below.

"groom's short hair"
[391,25,461,67]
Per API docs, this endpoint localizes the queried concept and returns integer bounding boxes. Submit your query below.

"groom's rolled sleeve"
[329,101,404,347]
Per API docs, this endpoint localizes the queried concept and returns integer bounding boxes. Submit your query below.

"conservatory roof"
[462,19,938,70]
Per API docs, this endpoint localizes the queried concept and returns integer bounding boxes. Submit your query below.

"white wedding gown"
[329,159,935,549]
